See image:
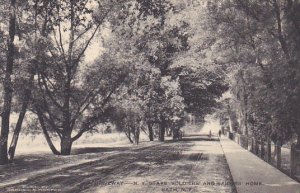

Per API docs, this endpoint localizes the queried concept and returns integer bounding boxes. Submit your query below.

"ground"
[0,134,236,193]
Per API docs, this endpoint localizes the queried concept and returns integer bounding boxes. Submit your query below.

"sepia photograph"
[0,0,300,192]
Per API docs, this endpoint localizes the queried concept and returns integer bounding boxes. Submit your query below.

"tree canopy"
[0,0,247,165]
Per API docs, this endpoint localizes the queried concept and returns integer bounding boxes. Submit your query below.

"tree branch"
[73,6,114,65]
[272,0,290,59]
[38,72,63,110]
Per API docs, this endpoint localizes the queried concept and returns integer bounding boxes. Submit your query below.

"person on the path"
[209,130,212,139]
[219,129,222,138]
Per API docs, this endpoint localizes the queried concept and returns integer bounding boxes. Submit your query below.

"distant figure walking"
[219,129,222,138]
[209,130,212,139]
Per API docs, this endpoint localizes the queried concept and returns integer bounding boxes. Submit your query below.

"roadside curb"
[220,136,300,193]
[219,136,238,193]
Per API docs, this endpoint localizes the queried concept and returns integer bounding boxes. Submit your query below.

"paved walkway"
[220,136,300,193]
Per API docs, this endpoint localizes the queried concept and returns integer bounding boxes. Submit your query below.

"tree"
[112,96,144,144]
[7,0,46,161]
[207,0,300,146]
[0,0,17,165]
[27,0,133,155]
[108,0,190,142]
[167,1,229,124]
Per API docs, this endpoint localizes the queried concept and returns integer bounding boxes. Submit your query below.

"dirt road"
[1,136,236,193]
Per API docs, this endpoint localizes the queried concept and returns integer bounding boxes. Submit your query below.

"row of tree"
[208,0,300,147]
[0,0,228,165]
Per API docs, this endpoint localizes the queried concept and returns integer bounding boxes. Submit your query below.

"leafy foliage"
[208,0,300,145]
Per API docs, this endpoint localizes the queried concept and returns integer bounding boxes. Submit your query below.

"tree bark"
[159,120,166,142]
[36,106,61,155]
[59,0,74,156]
[61,74,72,155]
[60,133,72,155]
[272,0,290,60]
[8,73,34,161]
[173,129,179,140]
[276,141,282,169]
[148,123,154,141]
[0,0,16,165]
[134,127,140,145]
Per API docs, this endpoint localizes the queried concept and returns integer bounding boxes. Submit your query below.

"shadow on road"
[71,146,131,155]
[0,135,237,193]
[181,135,220,142]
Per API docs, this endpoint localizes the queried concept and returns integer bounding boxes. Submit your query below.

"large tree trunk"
[0,0,16,165]
[59,0,75,156]
[60,133,72,155]
[36,106,61,155]
[173,129,180,140]
[61,76,72,155]
[61,107,73,155]
[159,120,166,142]
[148,123,154,141]
[8,73,34,161]
[60,70,72,155]
[8,107,27,161]
[134,127,140,145]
